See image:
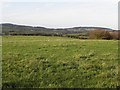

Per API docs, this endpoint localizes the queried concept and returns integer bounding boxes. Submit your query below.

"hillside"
[0,23,114,36]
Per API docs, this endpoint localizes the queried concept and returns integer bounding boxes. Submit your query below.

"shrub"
[110,31,120,40]
[89,30,112,40]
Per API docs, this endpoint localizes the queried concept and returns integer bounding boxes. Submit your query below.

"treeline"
[63,30,120,40]
[4,32,63,37]
[4,30,120,40]
[64,34,88,39]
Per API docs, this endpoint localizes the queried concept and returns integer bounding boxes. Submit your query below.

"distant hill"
[0,23,114,36]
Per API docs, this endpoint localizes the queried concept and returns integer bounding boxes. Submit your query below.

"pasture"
[2,36,118,88]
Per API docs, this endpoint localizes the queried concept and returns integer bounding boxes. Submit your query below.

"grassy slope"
[2,36,118,88]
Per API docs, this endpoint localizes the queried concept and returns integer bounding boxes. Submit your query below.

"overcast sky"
[0,0,119,29]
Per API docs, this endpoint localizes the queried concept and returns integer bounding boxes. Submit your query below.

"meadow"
[2,36,118,88]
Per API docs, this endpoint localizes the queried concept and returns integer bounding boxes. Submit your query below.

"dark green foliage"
[64,34,88,39]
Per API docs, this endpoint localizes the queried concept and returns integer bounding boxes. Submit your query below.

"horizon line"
[0,22,116,30]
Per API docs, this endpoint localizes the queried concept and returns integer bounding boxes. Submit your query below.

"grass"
[2,36,118,88]
[0,36,2,89]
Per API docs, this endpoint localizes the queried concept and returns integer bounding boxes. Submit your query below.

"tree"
[110,31,120,40]
[89,30,111,39]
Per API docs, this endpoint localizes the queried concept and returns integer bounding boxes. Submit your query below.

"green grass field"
[0,36,2,89]
[2,36,118,88]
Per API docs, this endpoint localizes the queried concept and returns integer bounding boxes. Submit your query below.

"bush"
[110,31,120,40]
[89,30,112,40]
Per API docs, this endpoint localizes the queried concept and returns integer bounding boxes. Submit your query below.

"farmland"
[2,36,118,88]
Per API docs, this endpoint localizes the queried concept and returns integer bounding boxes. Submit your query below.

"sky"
[0,0,119,29]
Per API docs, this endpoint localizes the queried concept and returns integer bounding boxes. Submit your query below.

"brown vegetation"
[109,31,120,40]
[89,30,119,40]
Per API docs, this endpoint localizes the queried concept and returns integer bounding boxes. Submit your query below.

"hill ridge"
[0,23,115,36]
